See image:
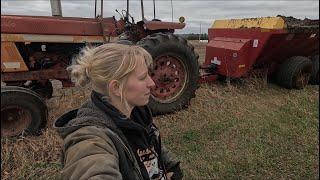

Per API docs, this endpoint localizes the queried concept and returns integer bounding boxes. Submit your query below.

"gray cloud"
[1,0,319,33]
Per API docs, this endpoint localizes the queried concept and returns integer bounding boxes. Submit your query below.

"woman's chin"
[133,99,149,107]
[142,100,149,106]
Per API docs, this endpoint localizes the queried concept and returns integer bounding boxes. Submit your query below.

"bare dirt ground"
[1,41,319,179]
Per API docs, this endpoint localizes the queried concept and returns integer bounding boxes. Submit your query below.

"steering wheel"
[121,9,134,24]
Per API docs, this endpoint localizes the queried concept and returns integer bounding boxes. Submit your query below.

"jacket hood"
[53,99,118,139]
[54,91,153,139]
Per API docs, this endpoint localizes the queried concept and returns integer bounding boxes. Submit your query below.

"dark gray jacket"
[54,100,181,180]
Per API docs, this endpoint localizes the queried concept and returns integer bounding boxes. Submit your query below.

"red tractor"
[1,0,200,136]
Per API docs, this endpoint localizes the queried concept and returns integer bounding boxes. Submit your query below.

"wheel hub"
[1,106,32,136]
[150,55,187,103]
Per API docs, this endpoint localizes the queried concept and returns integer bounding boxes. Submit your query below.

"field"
[1,41,319,179]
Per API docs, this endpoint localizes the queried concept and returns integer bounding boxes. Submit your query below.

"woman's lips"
[145,92,151,96]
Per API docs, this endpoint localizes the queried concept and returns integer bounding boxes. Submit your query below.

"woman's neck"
[109,98,133,118]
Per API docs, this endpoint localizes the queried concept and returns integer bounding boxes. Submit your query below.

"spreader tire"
[1,86,48,136]
[309,55,319,85]
[137,33,199,115]
[276,56,312,89]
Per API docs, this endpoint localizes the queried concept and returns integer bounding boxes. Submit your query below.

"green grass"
[155,84,319,179]
[1,82,319,179]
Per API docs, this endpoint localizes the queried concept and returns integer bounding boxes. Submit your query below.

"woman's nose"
[147,75,156,88]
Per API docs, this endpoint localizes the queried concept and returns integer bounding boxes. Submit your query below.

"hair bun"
[67,46,96,87]
[67,64,90,87]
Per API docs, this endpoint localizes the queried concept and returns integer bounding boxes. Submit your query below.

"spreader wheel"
[276,56,312,89]
[138,33,199,115]
[1,86,48,137]
[309,55,319,85]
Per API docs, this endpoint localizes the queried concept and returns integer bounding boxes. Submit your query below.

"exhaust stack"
[50,0,62,16]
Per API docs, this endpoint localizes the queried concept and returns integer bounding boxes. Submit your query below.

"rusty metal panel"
[1,34,25,42]
[1,69,69,82]
[1,42,29,72]
[210,37,250,51]
[1,33,111,43]
[1,15,117,36]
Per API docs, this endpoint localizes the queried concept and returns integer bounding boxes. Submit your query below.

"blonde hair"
[67,43,153,106]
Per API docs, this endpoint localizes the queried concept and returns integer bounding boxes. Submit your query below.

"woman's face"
[124,59,155,107]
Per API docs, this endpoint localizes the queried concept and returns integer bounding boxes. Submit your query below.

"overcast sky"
[1,0,319,34]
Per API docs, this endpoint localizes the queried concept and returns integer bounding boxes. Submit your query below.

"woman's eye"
[140,74,148,80]
[139,76,146,80]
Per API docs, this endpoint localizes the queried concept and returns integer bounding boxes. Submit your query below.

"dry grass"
[1,41,319,179]
[1,130,62,179]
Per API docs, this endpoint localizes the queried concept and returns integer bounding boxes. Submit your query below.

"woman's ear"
[108,80,121,97]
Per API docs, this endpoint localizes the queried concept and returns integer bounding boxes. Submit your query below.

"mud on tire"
[1,86,48,136]
[137,33,199,115]
[275,56,312,89]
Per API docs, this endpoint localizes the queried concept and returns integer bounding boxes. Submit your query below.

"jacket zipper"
[109,130,144,180]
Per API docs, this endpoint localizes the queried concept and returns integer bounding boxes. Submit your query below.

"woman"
[54,43,183,180]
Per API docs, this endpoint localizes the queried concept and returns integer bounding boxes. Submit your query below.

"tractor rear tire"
[4,80,53,99]
[1,86,48,137]
[276,56,312,89]
[137,33,199,115]
[309,55,319,85]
